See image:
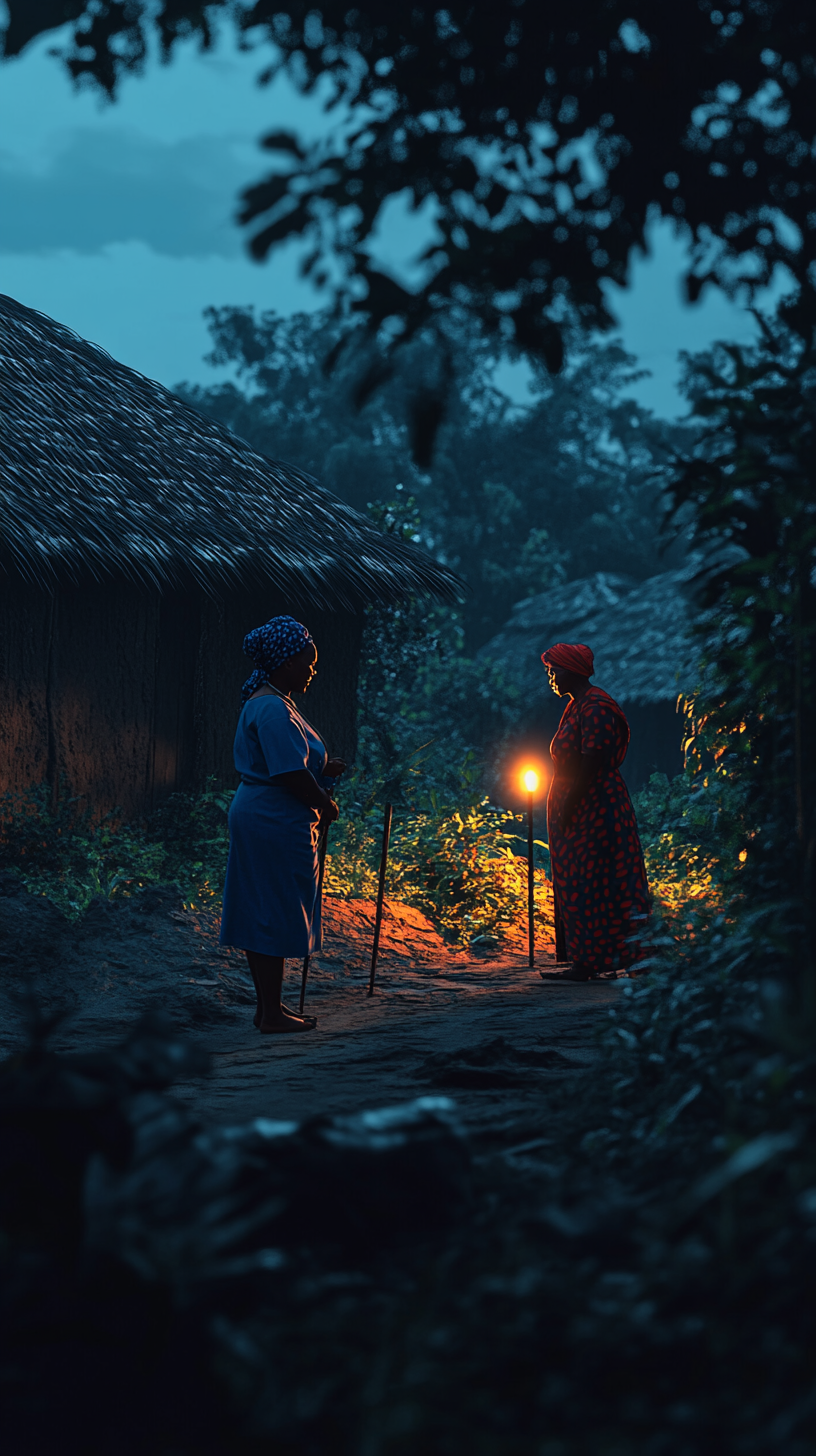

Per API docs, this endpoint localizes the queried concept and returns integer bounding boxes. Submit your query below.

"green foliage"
[387,796,549,946]
[144,780,234,910]
[0,780,233,919]
[0,768,547,947]
[634,762,751,941]
[331,519,551,943]
[670,323,816,1000]
[36,2,816,388]
[351,493,524,800]
[0,785,165,917]
[326,758,551,946]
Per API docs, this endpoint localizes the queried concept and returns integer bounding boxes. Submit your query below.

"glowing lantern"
[522,767,540,793]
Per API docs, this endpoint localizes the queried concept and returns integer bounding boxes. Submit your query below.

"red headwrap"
[540,642,594,677]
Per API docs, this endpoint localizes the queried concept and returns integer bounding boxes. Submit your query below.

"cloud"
[0,129,257,257]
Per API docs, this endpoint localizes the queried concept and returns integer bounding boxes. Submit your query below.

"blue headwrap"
[241,616,314,704]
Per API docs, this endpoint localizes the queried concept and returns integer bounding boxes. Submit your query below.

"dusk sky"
[0,19,786,415]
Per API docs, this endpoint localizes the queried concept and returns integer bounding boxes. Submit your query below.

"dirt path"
[171,955,618,1130]
[0,885,620,1136]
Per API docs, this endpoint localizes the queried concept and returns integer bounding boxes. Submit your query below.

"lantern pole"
[520,767,540,968]
[527,786,535,968]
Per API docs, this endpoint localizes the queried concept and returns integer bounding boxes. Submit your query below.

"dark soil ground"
[2,877,814,1456]
[0,875,618,1133]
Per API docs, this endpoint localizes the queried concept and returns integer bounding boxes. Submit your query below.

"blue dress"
[219,693,329,957]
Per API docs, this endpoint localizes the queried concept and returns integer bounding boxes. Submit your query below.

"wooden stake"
[367,802,393,997]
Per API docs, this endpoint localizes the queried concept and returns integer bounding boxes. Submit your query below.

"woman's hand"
[271,769,338,819]
[325,757,347,778]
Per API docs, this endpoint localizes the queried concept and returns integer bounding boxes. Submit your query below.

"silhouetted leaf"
[512,311,564,373]
[260,130,306,159]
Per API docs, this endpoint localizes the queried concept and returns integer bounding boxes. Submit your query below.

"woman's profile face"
[547,665,570,697]
[546,664,589,699]
[279,643,318,694]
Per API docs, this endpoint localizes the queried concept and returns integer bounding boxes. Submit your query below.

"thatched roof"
[0,293,463,607]
[480,570,700,705]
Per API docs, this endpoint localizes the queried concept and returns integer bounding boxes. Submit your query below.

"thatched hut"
[480,570,699,790]
[0,294,461,819]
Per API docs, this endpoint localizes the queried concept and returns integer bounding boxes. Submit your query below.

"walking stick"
[367,802,393,998]
[299,821,330,1014]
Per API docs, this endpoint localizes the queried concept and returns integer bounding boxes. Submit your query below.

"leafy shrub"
[389,798,550,945]
[0,785,167,917]
[670,325,816,1007]
[144,779,234,911]
[633,759,751,944]
[326,756,551,946]
[0,779,233,919]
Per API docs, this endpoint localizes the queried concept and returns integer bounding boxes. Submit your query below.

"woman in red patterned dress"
[541,642,649,980]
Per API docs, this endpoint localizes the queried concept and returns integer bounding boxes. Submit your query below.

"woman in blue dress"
[220,616,345,1033]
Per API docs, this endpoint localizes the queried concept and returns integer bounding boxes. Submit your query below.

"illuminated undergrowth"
[0,774,553,946]
[633,757,751,950]
[324,793,553,946]
[0,752,748,953]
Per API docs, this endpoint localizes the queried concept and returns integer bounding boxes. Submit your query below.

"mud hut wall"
[0,583,54,795]
[196,590,363,789]
[51,582,161,818]
[0,579,160,817]
[1,579,207,820]
[151,588,201,808]
[1,576,365,818]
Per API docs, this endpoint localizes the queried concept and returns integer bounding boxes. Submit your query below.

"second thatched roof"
[480,570,700,705]
[0,293,463,607]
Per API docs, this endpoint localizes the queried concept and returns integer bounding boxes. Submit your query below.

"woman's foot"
[253,1001,317,1025]
[282,1001,317,1023]
[259,1013,316,1034]
[546,962,595,981]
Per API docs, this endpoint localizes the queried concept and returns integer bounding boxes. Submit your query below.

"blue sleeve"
[252,697,311,776]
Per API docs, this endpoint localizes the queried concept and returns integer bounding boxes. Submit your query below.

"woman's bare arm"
[270,769,339,820]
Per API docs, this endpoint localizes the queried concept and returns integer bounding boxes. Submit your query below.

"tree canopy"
[5,1,816,372]
[179,308,686,649]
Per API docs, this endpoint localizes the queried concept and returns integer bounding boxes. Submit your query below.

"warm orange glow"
[522,768,540,793]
